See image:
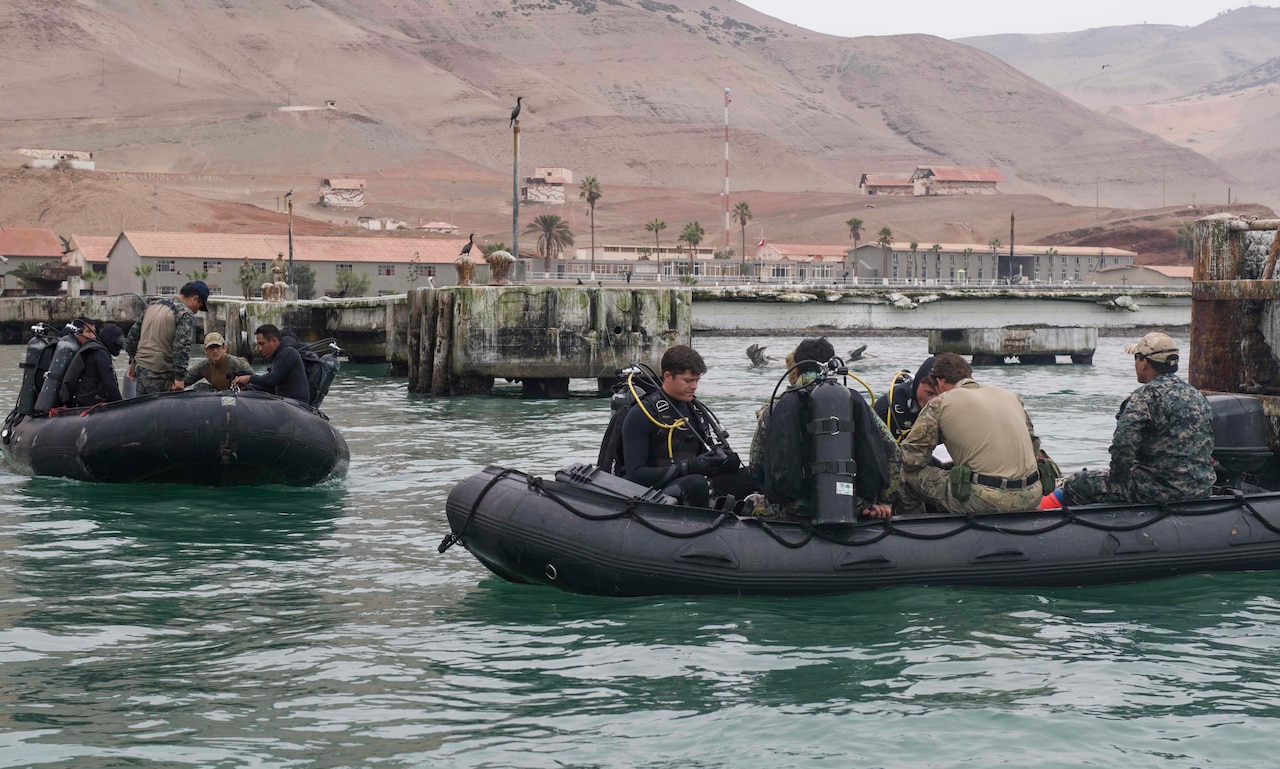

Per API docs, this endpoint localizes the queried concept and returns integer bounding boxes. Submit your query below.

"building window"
[426,265,436,277]
[378,289,396,296]
[378,264,395,277]
[158,286,176,295]
[209,285,223,295]
[254,261,268,272]
[203,260,222,273]
[157,260,176,272]
[336,263,353,273]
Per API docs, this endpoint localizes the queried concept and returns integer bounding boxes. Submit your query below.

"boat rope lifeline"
[438,468,517,554]
[529,476,733,539]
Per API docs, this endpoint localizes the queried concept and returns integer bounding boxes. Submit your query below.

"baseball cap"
[1124,332,1179,364]
[181,280,210,312]
[204,332,226,349]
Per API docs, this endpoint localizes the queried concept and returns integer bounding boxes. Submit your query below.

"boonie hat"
[181,280,210,312]
[1125,332,1179,364]
[203,332,226,349]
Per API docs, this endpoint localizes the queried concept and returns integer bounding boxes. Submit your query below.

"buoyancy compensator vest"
[34,332,84,412]
[59,339,109,407]
[300,340,342,408]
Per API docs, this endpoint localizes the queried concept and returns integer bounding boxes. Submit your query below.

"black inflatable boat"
[2,389,349,486]
[443,389,1280,597]
[1,322,348,486]
[443,463,1280,597]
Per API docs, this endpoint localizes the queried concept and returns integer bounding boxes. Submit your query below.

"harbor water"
[2,334,1278,768]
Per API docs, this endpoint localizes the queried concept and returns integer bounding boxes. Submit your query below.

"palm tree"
[134,264,153,295]
[909,241,919,280]
[1176,224,1196,261]
[989,237,1003,281]
[844,214,865,277]
[579,176,602,275]
[185,269,209,283]
[679,221,705,276]
[931,243,943,280]
[524,214,575,272]
[645,218,666,271]
[733,201,753,273]
[82,269,106,294]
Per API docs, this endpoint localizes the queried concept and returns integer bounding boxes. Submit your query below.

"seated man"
[230,324,310,402]
[185,332,252,391]
[749,337,897,519]
[59,318,125,408]
[1061,332,1214,506]
[900,352,1043,513]
[875,356,938,440]
[620,344,754,508]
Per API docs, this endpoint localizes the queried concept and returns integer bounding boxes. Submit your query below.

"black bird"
[509,96,523,128]
[846,344,868,362]
[459,233,475,256]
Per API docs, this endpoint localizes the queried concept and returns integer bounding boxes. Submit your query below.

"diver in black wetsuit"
[619,345,755,507]
[875,356,938,441]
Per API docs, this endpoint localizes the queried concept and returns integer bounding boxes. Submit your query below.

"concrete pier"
[0,295,146,343]
[929,327,1097,365]
[404,286,690,396]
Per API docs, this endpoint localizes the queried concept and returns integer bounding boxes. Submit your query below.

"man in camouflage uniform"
[124,280,208,395]
[1063,332,1214,505]
[900,352,1043,514]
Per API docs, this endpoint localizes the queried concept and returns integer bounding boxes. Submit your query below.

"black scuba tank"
[806,378,858,525]
[17,325,60,416]
[34,331,84,412]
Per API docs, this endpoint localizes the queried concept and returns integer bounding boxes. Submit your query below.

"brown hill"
[964,7,1280,207]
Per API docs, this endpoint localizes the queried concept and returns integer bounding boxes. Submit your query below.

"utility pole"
[1095,171,1100,219]
[512,117,520,263]
[1008,210,1015,282]
[286,191,294,290]
[1162,163,1166,208]
[722,86,731,254]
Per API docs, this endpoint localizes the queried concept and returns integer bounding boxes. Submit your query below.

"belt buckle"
[998,477,1010,490]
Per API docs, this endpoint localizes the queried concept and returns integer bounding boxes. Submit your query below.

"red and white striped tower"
[723,86,731,252]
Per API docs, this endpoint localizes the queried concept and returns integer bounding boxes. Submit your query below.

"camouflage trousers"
[1061,469,1136,506]
[134,366,176,396]
[903,466,1042,514]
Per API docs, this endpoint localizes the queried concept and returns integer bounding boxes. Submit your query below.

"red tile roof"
[913,166,1005,183]
[764,243,851,261]
[0,226,64,258]
[67,234,118,264]
[120,232,468,264]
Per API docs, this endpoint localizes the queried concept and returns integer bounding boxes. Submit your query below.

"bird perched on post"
[509,96,523,128]
[459,233,475,256]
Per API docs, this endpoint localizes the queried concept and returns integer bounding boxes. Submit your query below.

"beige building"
[319,178,366,207]
[0,227,70,295]
[858,174,914,196]
[1087,264,1192,287]
[910,166,1004,196]
[852,241,1134,284]
[102,231,471,297]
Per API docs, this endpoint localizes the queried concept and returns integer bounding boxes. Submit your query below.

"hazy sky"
[736,1,1265,39]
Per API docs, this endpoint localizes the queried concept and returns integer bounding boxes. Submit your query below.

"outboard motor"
[17,323,61,416]
[33,324,84,412]
[807,377,858,525]
[1207,393,1274,488]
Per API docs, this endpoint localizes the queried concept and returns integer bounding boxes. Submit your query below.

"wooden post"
[431,291,454,395]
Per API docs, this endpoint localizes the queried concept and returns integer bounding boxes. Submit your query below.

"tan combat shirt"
[900,378,1040,481]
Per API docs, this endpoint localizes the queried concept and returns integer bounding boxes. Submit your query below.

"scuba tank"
[308,341,342,408]
[806,377,858,525]
[17,323,60,416]
[33,324,85,412]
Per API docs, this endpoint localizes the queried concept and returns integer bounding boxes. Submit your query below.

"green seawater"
[2,334,1278,768]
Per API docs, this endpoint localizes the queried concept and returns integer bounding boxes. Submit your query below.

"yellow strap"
[627,373,687,461]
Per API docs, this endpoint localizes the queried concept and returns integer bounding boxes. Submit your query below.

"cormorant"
[509,96,523,128]
[460,233,475,256]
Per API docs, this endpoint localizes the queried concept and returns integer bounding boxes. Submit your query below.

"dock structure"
[929,327,1098,365]
[1191,215,1280,430]
[404,286,690,397]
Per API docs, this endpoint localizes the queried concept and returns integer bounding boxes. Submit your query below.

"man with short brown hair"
[899,352,1043,513]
